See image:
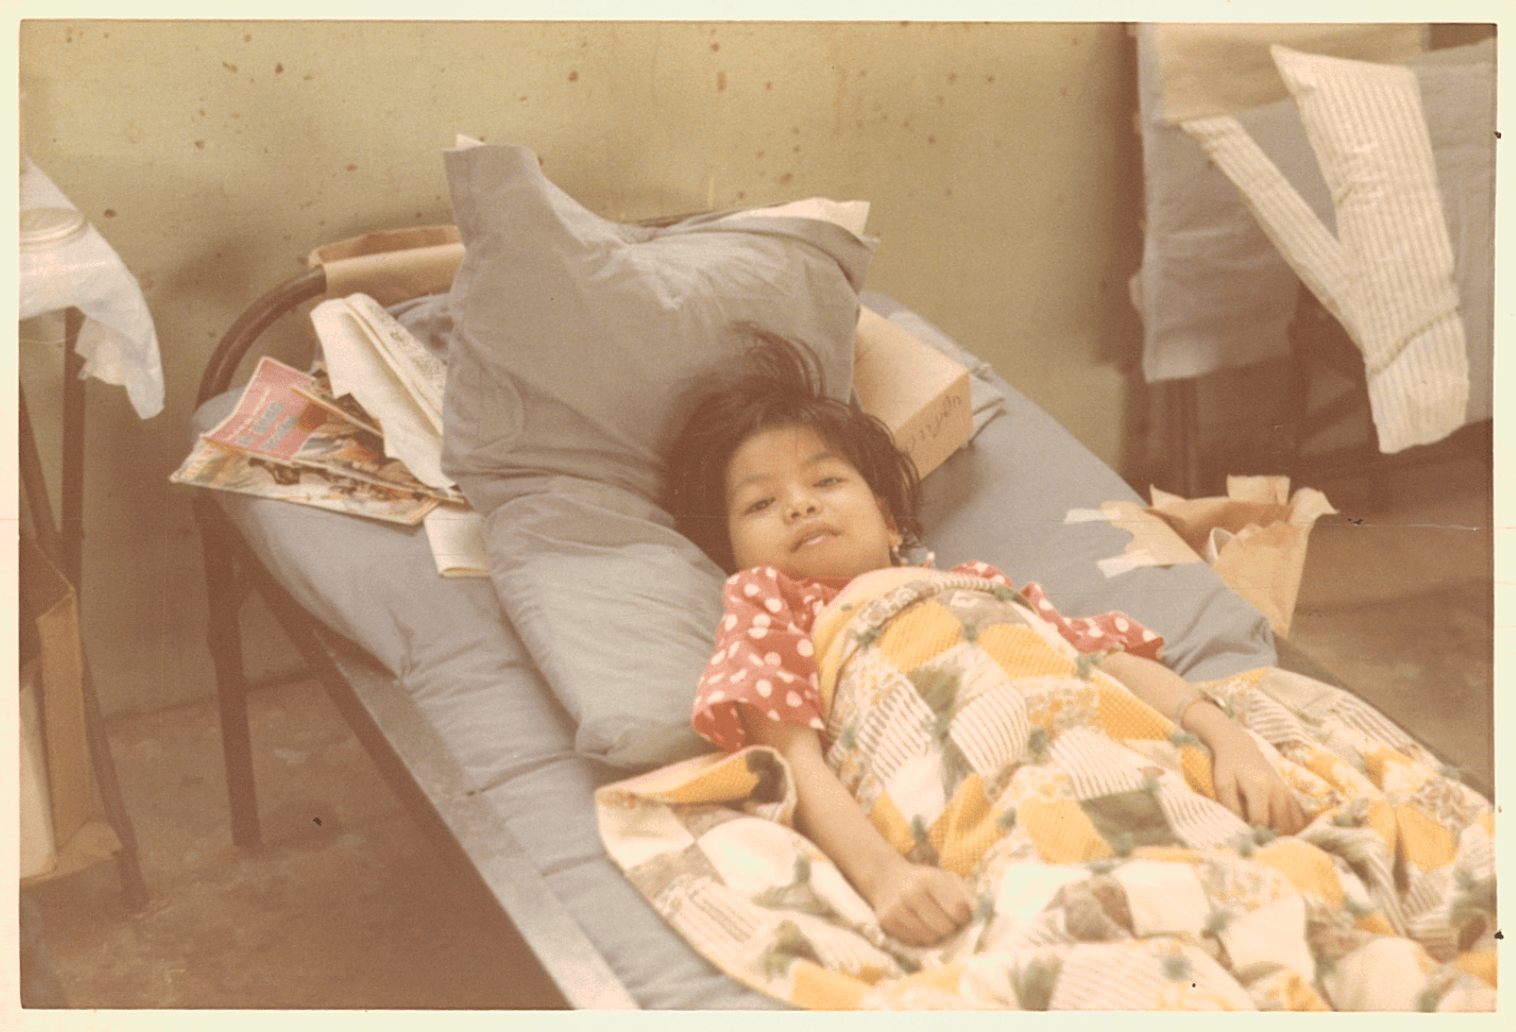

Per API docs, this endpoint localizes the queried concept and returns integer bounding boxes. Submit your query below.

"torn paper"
[1065,500,1202,577]
[1070,476,1335,638]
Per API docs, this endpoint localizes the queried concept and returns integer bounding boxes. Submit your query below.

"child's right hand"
[743,712,975,946]
[865,860,974,947]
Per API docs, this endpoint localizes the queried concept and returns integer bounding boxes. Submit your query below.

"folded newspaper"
[173,293,489,577]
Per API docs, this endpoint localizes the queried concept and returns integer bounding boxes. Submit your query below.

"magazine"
[176,294,488,571]
[200,356,461,503]
[171,437,438,526]
[291,364,384,437]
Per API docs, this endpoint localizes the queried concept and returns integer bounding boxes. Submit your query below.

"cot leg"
[198,498,262,848]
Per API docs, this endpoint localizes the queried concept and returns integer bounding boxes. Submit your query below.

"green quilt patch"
[1080,788,1183,851]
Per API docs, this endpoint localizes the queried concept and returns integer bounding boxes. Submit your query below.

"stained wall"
[18,20,1147,714]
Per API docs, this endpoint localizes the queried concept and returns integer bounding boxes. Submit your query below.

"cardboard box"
[852,305,974,478]
[19,661,57,880]
[19,531,121,885]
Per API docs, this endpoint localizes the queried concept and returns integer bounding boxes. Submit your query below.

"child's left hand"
[1096,652,1309,835]
[1193,713,1308,834]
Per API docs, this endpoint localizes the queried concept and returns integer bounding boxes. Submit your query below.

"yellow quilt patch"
[877,599,963,673]
[928,772,1000,876]
[1019,795,1113,864]
[1254,838,1344,907]
[657,752,765,805]
[1455,949,1497,988]
[1395,802,1459,872]
[864,790,919,857]
[1177,743,1216,798]
[976,623,1077,679]
[1096,679,1172,741]
[790,960,872,1010]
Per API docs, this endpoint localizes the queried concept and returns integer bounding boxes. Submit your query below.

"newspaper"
[310,293,451,491]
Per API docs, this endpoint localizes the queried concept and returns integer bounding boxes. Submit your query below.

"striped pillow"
[1181,46,1470,455]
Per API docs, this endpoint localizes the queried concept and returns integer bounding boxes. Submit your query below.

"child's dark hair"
[663,325,923,573]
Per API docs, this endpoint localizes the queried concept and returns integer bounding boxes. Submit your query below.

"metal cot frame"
[192,264,639,1010]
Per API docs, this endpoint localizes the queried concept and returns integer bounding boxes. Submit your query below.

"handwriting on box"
[903,389,968,456]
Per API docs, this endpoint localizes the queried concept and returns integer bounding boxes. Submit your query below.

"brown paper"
[1099,499,1204,570]
[308,224,465,307]
[1148,476,1336,638]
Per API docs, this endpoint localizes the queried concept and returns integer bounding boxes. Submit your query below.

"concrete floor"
[20,669,567,1010]
[18,434,1494,1011]
[1288,439,1494,799]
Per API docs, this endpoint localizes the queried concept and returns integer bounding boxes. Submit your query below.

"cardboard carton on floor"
[20,661,56,879]
[852,306,974,479]
[19,531,121,884]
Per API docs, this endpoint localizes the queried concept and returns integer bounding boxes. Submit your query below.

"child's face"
[725,424,903,581]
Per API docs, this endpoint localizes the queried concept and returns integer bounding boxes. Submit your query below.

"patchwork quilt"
[596,569,1496,1010]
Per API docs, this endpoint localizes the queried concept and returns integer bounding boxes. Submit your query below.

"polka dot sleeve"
[691,567,844,753]
[954,561,1165,661]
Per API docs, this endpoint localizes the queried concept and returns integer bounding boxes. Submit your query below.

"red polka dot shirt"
[692,560,1165,752]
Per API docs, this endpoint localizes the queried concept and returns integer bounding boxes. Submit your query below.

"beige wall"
[18,20,1147,716]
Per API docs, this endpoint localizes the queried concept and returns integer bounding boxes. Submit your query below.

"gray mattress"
[196,293,1275,1008]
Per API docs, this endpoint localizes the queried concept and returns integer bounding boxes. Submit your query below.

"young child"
[663,330,1306,948]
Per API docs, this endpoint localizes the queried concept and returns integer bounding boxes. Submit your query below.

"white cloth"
[20,159,164,419]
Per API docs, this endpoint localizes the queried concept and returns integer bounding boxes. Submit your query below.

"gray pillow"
[440,143,875,767]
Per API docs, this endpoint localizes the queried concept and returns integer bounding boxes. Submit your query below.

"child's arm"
[1099,651,1307,834]
[743,710,974,946]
